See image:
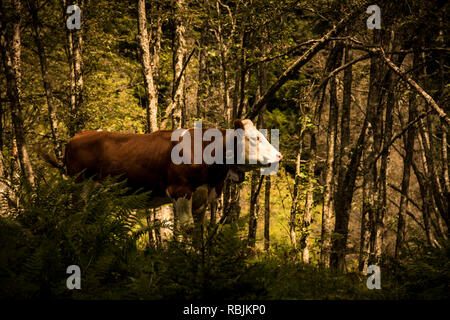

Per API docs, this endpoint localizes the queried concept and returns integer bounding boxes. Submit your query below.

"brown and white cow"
[50,119,282,235]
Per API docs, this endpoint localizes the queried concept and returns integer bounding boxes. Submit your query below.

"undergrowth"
[0,174,447,299]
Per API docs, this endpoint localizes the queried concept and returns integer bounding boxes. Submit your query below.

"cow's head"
[227,119,282,181]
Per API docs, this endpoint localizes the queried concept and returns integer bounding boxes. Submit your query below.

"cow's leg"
[192,185,209,248]
[172,195,193,242]
[173,196,193,225]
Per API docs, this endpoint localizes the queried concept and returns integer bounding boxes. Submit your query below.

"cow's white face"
[235,119,282,167]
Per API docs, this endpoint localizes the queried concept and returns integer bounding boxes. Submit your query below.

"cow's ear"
[234,119,244,130]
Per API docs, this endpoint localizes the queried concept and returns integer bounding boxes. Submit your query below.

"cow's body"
[61,119,282,232]
[65,128,230,209]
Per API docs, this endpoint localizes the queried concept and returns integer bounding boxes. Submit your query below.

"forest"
[0,0,449,300]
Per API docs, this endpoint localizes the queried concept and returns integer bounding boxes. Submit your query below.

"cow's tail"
[35,147,65,169]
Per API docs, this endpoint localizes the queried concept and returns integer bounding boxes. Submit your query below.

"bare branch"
[245,6,366,120]
[313,53,371,96]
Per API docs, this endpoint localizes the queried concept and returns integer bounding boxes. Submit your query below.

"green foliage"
[380,239,450,300]
[1,172,447,299]
[250,256,372,300]
[132,222,267,299]
[0,174,150,299]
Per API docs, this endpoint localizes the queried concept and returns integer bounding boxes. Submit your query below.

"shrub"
[0,173,149,299]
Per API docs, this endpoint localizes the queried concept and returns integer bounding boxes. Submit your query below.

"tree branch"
[245,6,365,120]
[376,47,450,126]
[313,53,371,96]
[161,47,196,128]
[373,109,433,164]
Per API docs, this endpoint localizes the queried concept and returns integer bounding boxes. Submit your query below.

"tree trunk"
[222,179,241,225]
[337,44,352,186]
[235,31,247,119]
[63,0,75,136]
[371,33,403,263]
[248,111,264,250]
[63,0,84,136]
[289,102,307,252]
[28,0,63,161]
[363,31,385,266]
[248,170,259,248]
[0,97,8,215]
[73,3,83,133]
[359,157,370,272]
[301,130,315,263]
[137,0,159,133]
[0,151,7,215]
[289,146,301,251]
[171,0,186,128]
[330,43,352,271]
[264,175,270,252]
[149,1,161,86]
[196,18,209,119]
[320,44,342,267]
[395,53,418,257]
[0,0,35,188]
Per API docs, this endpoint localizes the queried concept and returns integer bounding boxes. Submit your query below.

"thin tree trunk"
[236,31,247,119]
[73,1,84,133]
[171,0,186,128]
[146,212,154,248]
[63,0,84,135]
[359,157,370,272]
[330,43,351,271]
[0,151,7,215]
[248,170,260,248]
[258,49,270,252]
[320,45,342,267]
[289,96,309,252]
[28,0,63,160]
[373,34,402,261]
[411,157,443,246]
[413,47,448,232]
[442,128,449,202]
[0,0,35,188]
[393,107,440,248]
[209,199,217,227]
[290,92,314,253]
[0,96,8,215]
[264,175,270,252]
[63,0,75,136]
[395,54,417,257]
[289,146,301,251]
[150,1,161,86]
[249,104,265,248]
[364,31,385,266]
[222,180,241,224]
[337,44,352,187]
[231,66,240,123]
[196,17,209,119]
[321,115,336,267]
[301,130,315,263]
[137,0,158,133]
